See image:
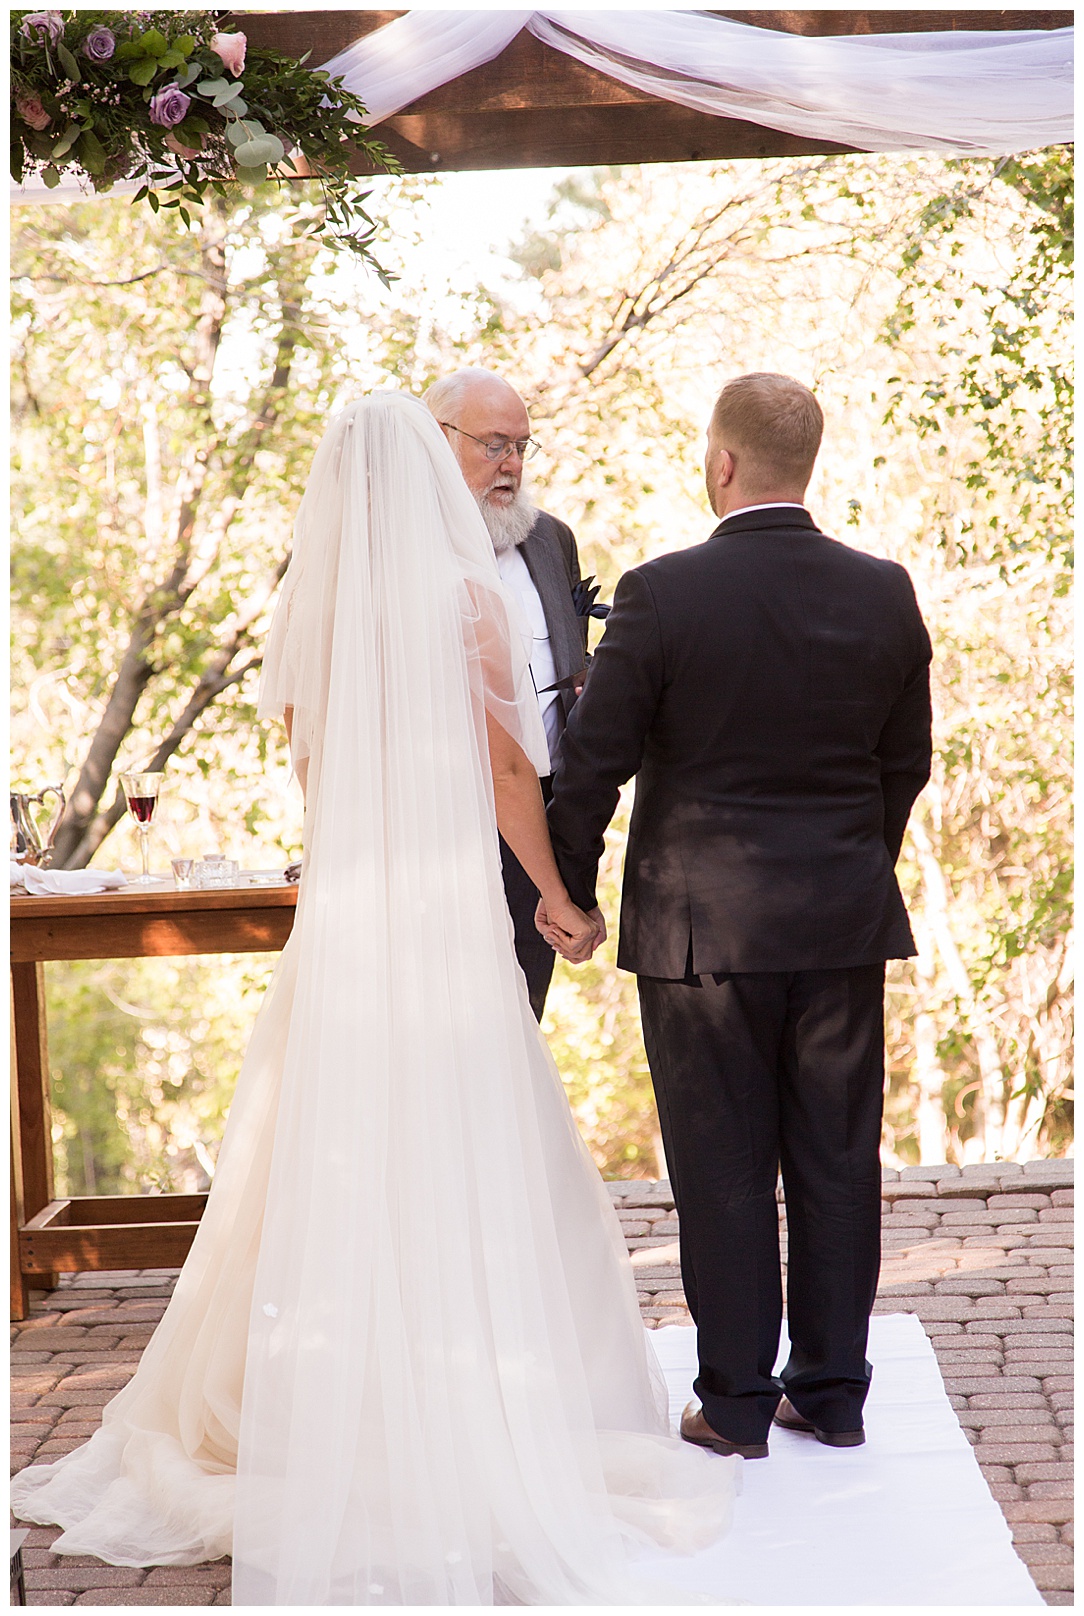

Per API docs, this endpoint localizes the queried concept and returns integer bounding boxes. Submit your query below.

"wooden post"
[10,962,55,1309]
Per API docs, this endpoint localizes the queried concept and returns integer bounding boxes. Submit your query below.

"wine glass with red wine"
[119,772,164,885]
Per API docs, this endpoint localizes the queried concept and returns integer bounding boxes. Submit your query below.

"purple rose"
[20,11,64,44]
[81,27,116,62]
[149,85,191,129]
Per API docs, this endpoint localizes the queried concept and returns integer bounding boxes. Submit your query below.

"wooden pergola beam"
[231,9,1072,171]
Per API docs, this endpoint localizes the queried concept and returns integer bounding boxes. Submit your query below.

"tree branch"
[50,203,232,867]
[71,655,267,865]
[12,264,226,290]
[63,554,290,867]
[49,202,319,868]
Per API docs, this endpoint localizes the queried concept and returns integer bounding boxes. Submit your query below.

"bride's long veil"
[11,394,735,1606]
[246,395,731,1604]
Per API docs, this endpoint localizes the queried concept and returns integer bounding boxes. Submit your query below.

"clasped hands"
[535,896,606,964]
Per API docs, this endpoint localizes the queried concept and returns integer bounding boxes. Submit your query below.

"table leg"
[10,1130,28,1322]
[10,962,56,1309]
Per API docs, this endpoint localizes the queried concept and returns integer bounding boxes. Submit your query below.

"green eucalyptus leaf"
[175,62,201,89]
[57,42,81,83]
[75,129,106,174]
[244,133,286,166]
[51,126,81,159]
[229,96,248,116]
[196,78,229,96]
[211,84,243,107]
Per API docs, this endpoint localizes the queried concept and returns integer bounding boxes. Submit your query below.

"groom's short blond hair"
[711,373,823,484]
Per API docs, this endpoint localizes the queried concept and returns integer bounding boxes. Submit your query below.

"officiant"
[426,369,592,1020]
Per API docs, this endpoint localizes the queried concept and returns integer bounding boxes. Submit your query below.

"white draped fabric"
[319,10,1074,156]
[11,395,737,1606]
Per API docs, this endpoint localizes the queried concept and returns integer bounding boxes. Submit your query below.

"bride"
[12,392,736,1605]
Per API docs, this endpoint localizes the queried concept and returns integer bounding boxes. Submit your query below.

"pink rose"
[210,31,246,77]
[149,85,191,128]
[165,131,201,159]
[16,94,52,131]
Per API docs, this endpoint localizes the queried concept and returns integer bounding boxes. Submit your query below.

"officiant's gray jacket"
[521,510,589,736]
[547,507,932,977]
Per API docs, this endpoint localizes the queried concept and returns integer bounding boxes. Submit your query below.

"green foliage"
[882,150,1072,574]
[12,151,1072,1191]
[10,185,355,869]
[426,154,1070,1168]
[873,151,1073,1162]
[11,8,397,269]
[47,955,274,1194]
[543,792,661,1178]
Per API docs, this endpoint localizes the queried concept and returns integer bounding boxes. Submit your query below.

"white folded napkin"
[11,863,127,896]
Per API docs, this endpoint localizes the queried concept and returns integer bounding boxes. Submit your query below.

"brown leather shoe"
[680,1401,769,1459]
[773,1395,865,1447]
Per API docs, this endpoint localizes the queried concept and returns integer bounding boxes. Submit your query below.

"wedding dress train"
[11,394,736,1604]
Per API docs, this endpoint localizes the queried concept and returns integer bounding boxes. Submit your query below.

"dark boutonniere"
[572,576,610,619]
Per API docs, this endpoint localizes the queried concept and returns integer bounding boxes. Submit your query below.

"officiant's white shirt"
[497,545,561,772]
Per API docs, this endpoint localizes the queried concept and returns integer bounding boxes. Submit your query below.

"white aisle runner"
[638,1314,1043,1606]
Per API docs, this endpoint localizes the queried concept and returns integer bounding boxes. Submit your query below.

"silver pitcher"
[10,785,66,867]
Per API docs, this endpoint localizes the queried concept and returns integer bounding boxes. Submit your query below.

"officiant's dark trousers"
[500,775,555,1023]
[638,963,886,1446]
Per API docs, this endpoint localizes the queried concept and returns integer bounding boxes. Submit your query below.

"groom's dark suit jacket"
[547,507,932,978]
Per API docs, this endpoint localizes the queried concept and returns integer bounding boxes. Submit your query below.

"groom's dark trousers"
[547,507,932,1446]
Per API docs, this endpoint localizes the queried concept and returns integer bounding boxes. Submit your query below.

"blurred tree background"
[10,151,1071,1192]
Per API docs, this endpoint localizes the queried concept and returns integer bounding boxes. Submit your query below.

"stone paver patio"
[12,1159,1072,1606]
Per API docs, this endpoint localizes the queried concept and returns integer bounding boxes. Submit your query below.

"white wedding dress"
[11,394,736,1605]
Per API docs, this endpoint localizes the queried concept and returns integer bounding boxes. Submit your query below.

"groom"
[426,369,591,1020]
[546,374,932,1459]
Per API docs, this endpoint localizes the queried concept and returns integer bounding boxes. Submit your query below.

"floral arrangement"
[11,10,397,262]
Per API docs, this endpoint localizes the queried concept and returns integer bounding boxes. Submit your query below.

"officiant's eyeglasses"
[441,424,541,462]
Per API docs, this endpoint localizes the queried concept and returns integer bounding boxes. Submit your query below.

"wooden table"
[10,878,297,1318]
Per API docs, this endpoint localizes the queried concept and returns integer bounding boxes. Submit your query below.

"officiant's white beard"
[474,480,537,553]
